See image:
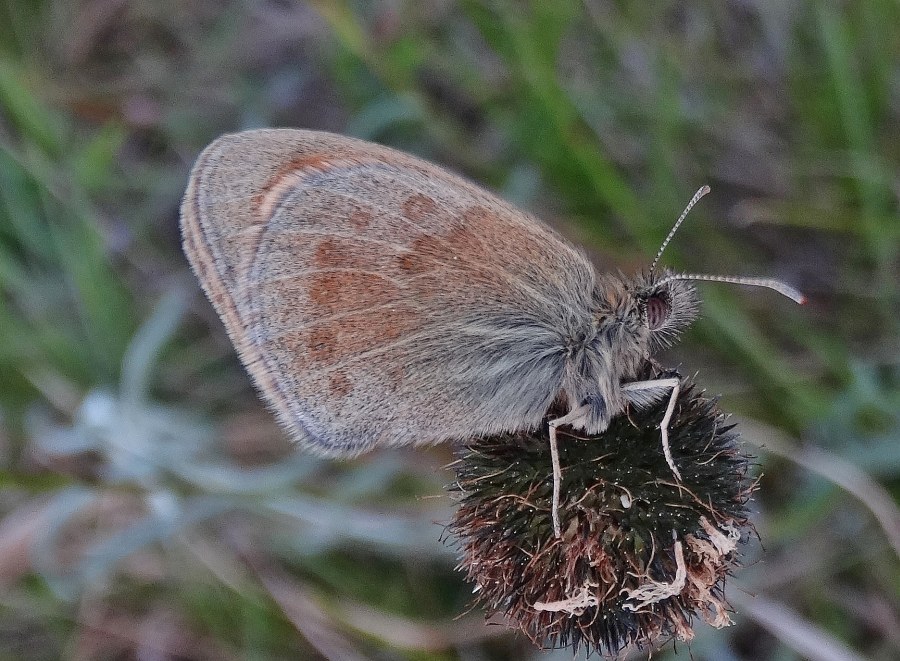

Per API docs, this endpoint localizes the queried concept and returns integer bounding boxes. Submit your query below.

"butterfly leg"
[548,404,592,538]
[621,377,682,480]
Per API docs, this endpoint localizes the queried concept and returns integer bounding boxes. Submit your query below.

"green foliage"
[0,1,896,660]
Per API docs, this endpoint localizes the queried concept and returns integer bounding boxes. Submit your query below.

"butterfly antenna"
[650,185,711,273]
[651,186,806,304]
[656,273,807,304]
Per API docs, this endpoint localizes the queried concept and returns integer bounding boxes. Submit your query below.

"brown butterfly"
[181,129,803,536]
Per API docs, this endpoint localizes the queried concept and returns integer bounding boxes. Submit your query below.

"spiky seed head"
[446,369,756,657]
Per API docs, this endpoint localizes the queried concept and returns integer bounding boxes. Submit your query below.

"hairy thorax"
[559,274,653,434]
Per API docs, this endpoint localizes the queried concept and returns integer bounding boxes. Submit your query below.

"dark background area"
[0,1,897,659]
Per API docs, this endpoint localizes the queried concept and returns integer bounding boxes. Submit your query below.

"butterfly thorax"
[559,271,698,434]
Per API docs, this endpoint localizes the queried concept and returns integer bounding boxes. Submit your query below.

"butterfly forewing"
[182,129,597,455]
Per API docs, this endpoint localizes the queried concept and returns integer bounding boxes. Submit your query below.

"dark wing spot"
[308,271,398,316]
[349,207,374,230]
[402,193,438,222]
[328,372,353,398]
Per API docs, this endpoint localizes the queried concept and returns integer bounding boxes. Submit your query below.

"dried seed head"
[447,370,756,657]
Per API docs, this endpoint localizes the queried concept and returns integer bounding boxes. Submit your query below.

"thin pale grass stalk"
[727,588,868,661]
[332,602,505,652]
[0,498,54,584]
[740,417,900,558]
[120,286,189,403]
[821,584,900,648]
[178,532,255,595]
[225,524,370,661]
[263,495,452,557]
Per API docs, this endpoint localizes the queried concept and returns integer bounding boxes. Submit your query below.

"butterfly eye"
[646,294,669,330]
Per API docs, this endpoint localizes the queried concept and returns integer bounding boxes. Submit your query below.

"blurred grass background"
[0,1,897,659]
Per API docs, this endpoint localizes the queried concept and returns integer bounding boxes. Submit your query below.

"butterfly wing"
[182,129,597,456]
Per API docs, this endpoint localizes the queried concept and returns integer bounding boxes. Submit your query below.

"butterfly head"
[589,270,698,360]
[595,185,805,363]
[635,270,700,354]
